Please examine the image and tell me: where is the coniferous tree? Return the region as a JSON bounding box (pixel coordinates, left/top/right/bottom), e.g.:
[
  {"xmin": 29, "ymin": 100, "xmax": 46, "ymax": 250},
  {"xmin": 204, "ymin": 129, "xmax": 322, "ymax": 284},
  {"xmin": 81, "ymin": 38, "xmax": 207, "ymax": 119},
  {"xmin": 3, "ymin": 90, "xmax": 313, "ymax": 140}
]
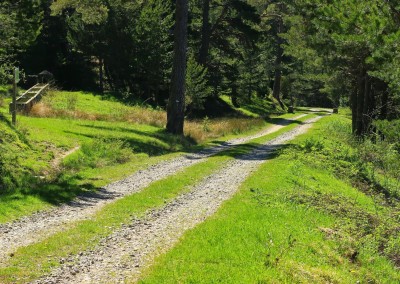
[{"xmin": 167, "ymin": 0, "xmax": 189, "ymax": 134}]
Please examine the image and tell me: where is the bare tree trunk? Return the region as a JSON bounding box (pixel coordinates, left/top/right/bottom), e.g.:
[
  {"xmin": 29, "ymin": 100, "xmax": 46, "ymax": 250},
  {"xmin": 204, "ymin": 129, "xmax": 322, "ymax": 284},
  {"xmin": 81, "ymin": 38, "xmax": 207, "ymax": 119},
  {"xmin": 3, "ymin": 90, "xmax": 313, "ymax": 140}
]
[
  {"xmin": 351, "ymin": 87, "xmax": 357, "ymax": 134},
  {"xmin": 99, "ymin": 56, "xmax": 104, "ymax": 94},
  {"xmin": 166, "ymin": 0, "xmax": 189, "ymax": 135},
  {"xmin": 355, "ymin": 70, "xmax": 365, "ymax": 135},
  {"xmin": 272, "ymin": 20, "xmax": 285, "ymax": 110},
  {"xmin": 199, "ymin": 0, "xmax": 210, "ymax": 66},
  {"xmin": 362, "ymin": 75, "xmax": 372, "ymax": 134},
  {"xmin": 380, "ymin": 90, "xmax": 389, "ymax": 120}
]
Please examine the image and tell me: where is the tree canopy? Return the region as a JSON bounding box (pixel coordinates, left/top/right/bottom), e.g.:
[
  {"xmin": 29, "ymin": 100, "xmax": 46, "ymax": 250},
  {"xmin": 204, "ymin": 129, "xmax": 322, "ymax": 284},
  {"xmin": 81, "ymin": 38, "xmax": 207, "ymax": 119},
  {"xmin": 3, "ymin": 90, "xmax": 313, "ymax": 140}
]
[{"xmin": 0, "ymin": 0, "xmax": 399, "ymax": 134}]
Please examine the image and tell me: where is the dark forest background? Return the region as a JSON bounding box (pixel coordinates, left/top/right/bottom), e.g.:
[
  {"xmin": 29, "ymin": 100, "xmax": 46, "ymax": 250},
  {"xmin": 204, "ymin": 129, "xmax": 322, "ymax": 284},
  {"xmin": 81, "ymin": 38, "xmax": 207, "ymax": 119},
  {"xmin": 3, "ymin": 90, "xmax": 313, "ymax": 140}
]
[{"xmin": 1, "ymin": 0, "xmax": 400, "ymax": 134}]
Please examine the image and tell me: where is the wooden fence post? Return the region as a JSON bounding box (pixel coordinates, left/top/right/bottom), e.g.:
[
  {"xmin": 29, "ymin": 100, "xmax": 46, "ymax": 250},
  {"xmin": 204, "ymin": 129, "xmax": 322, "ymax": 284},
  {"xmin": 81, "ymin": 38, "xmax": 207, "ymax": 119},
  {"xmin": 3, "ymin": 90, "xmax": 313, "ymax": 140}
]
[{"xmin": 12, "ymin": 68, "xmax": 19, "ymax": 126}]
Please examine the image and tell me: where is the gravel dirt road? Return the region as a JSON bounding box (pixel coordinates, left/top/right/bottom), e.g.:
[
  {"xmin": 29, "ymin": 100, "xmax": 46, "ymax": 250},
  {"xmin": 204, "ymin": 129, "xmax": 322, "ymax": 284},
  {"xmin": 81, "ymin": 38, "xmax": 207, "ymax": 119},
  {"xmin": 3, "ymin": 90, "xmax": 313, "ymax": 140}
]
[
  {"xmin": 32, "ymin": 115, "xmax": 323, "ymax": 284},
  {"xmin": 0, "ymin": 115, "xmax": 307, "ymax": 265}
]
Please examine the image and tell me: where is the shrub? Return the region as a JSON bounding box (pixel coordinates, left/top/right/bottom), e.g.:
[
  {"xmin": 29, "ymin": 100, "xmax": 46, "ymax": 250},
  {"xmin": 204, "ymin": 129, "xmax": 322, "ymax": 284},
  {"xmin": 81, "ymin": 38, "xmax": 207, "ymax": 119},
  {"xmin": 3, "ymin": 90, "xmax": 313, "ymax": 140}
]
[
  {"xmin": 0, "ymin": 147, "xmax": 33, "ymax": 193},
  {"xmin": 202, "ymin": 116, "xmax": 210, "ymax": 132}
]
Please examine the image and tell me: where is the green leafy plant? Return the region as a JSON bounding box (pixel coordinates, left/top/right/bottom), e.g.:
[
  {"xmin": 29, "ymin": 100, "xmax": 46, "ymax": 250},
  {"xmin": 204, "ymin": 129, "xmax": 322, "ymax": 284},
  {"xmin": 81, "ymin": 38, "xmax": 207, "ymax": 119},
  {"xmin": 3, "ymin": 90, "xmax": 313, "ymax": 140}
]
[{"xmin": 301, "ymin": 137, "xmax": 324, "ymax": 152}]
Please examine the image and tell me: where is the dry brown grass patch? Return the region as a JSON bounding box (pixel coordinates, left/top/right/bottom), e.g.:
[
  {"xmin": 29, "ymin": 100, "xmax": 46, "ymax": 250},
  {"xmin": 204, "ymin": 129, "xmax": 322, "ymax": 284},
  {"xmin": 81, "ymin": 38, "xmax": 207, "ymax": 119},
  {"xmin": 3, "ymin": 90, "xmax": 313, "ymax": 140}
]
[
  {"xmin": 124, "ymin": 107, "xmax": 166, "ymax": 128},
  {"xmin": 29, "ymin": 102, "xmax": 167, "ymax": 127},
  {"xmin": 29, "ymin": 101, "xmax": 264, "ymax": 145},
  {"xmin": 30, "ymin": 103, "xmax": 55, "ymax": 117},
  {"xmin": 185, "ymin": 117, "xmax": 264, "ymax": 143},
  {"xmin": 30, "ymin": 103, "xmax": 100, "ymax": 120}
]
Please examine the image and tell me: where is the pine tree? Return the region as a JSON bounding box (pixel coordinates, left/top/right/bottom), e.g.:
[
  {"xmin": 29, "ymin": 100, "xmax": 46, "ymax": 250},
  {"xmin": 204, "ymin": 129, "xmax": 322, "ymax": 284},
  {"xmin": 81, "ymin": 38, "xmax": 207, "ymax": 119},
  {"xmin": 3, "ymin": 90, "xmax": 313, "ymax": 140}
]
[{"xmin": 167, "ymin": 0, "xmax": 189, "ymax": 135}]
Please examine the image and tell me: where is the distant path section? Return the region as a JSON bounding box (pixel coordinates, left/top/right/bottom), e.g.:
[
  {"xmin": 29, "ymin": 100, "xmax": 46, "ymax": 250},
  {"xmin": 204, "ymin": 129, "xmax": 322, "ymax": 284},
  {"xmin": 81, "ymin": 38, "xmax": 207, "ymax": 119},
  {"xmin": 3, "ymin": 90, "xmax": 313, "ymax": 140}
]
[
  {"xmin": 0, "ymin": 114, "xmax": 306, "ymax": 264},
  {"xmin": 33, "ymin": 115, "xmax": 323, "ymax": 284}
]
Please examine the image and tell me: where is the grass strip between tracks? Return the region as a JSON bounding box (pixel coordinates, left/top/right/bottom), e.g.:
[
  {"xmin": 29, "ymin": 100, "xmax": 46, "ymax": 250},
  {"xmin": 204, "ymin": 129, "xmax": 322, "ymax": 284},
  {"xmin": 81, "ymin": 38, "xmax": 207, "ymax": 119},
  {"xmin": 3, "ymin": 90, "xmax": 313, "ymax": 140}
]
[{"xmin": 0, "ymin": 114, "xmax": 315, "ymax": 283}]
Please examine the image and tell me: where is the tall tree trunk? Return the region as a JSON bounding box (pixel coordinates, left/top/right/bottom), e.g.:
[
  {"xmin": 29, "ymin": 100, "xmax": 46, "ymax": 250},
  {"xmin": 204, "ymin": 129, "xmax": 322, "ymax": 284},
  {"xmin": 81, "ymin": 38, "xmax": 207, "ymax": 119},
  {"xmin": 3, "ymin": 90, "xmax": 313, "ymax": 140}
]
[
  {"xmin": 351, "ymin": 87, "xmax": 357, "ymax": 134},
  {"xmin": 362, "ymin": 75, "xmax": 372, "ymax": 133},
  {"xmin": 99, "ymin": 56, "xmax": 104, "ymax": 94},
  {"xmin": 272, "ymin": 20, "xmax": 285, "ymax": 110},
  {"xmin": 380, "ymin": 89, "xmax": 389, "ymax": 120},
  {"xmin": 166, "ymin": 0, "xmax": 189, "ymax": 135},
  {"xmin": 355, "ymin": 70, "xmax": 366, "ymax": 135},
  {"xmin": 231, "ymin": 85, "xmax": 240, "ymax": 107},
  {"xmin": 198, "ymin": 0, "xmax": 210, "ymax": 66}
]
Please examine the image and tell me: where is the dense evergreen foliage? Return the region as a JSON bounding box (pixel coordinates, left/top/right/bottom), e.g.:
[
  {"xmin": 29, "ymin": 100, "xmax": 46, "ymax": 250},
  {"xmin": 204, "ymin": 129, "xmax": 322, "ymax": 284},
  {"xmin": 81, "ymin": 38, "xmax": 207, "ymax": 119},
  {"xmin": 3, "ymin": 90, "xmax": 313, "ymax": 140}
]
[{"xmin": 0, "ymin": 0, "xmax": 399, "ymax": 133}]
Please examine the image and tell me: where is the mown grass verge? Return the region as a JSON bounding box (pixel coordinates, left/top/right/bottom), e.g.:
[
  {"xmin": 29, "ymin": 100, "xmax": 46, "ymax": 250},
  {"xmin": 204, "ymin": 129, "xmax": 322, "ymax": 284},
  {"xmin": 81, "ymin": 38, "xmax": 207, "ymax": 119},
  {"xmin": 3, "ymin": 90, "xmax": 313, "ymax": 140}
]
[
  {"xmin": 0, "ymin": 114, "xmax": 315, "ymax": 283},
  {"xmin": 139, "ymin": 114, "xmax": 399, "ymax": 283}
]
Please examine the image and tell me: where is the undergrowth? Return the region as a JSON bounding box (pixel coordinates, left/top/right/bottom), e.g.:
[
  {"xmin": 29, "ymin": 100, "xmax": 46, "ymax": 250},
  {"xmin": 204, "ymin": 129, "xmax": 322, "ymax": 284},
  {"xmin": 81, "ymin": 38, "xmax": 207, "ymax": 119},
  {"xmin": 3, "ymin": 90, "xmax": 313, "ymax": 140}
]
[{"xmin": 0, "ymin": 116, "xmax": 34, "ymax": 193}]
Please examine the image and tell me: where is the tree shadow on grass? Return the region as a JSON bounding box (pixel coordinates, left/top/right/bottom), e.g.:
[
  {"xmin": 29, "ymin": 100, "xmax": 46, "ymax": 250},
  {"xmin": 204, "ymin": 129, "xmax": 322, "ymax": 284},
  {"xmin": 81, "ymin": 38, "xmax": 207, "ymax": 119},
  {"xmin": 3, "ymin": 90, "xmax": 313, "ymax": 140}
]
[
  {"xmin": 265, "ymin": 117, "xmax": 304, "ymax": 126},
  {"xmin": 77, "ymin": 124, "xmax": 197, "ymax": 146},
  {"xmin": 21, "ymin": 174, "xmax": 99, "ymax": 205},
  {"xmin": 213, "ymin": 142, "xmax": 291, "ymax": 162},
  {"xmin": 241, "ymin": 103, "xmax": 285, "ymax": 118},
  {"xmin": 0, "ymin": 174, "xmax": 100, "ymax": 208},
  {"xmin": 64, "ymin": 126, "xmax": 197, "ymax": 156}
]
